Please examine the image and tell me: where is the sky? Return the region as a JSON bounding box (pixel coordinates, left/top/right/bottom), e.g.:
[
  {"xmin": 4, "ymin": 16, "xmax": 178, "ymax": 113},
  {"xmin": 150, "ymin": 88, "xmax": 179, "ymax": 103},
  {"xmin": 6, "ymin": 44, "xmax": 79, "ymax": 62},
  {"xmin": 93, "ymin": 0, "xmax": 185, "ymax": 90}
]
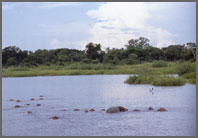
[{"xmin": 2, "ymin": 2, "xmax": 196, "ymax": 51}]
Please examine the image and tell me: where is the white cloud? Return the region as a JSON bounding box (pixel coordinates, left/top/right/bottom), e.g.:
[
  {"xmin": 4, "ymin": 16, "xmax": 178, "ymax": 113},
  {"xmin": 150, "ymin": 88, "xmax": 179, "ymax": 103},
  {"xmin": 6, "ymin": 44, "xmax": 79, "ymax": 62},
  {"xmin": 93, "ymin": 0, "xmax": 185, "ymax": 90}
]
[
  {"xmin": 37, "ymin": 22, "xmax": 91, "ymax": 50},
  {"xmin": 50, "ymin": 38, "xmax": 86, "ymax": 50},
  {"xmin": 86, "ymin": 2, "xmax": 176, "ymax": 49}
]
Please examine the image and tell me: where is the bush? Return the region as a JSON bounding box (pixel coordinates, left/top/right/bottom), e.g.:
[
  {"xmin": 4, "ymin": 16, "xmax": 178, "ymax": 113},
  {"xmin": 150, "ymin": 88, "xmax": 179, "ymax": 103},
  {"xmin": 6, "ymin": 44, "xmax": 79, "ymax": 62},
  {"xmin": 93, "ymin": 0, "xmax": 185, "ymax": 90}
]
[
  {"xmin": 6, "ymin": 57, "xmax": 18, "ymax": 66},
  {"xmin": 152, "ymin": 76, "xmax": 186, "ymax": 86},
  {"xmin": 182, "ymin": 72, "xmax": 196, "ymax": 79},
  {"xmin": 152, "ymin": 60, "xmax": 168, "ymax": 68},
  {"xmin": 125, "ymin": 75, "xmax": 139, "ymax": 84},
  {"xmin": 64, "ymin": 63, "xmax": 116, "ymax": 70},
  {"xmin": 82, "ymin": 58, "xmax": 92, "ymax": 64},
  {"xmin": 189, "ymin": 79, "xmax": 196, "ymax": 84},
  {"xmin": 125, "ymin": 75, "xmax": 186, "ymax": 86},
  {"xmin": 176, "ymin": 62, "xmax": 195, "ymax": 75},
  {"xmin": 91, "ymin": 59, "xmax": 100, "ymax": 64},
  {"xmin": 125, "ymin": 75, "xmax": 154, "ymax": 84},
  {"xmin": 134, "ymin": 67, "xmax": 154, "ymax": 75}
]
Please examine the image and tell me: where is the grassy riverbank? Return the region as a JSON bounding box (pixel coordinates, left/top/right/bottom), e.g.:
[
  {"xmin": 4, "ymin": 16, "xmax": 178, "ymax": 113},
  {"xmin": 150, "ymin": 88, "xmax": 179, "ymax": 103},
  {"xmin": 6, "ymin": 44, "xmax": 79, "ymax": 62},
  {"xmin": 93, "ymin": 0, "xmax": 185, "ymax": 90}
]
[
  {"xmin": 124, "ymin": 61, "xmax": 196, "ymax": 86},
  {"xmin": 3, "ymin": 61, "xmax": 196, "ymax": 85}
]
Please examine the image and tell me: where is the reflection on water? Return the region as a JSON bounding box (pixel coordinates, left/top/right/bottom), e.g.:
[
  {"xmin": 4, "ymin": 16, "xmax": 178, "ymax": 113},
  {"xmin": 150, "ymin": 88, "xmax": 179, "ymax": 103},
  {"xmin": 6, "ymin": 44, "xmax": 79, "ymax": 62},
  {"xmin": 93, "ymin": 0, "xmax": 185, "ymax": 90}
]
[{"xmin": 2, "ymin": 75, "xmax": 196, "ymax": 136}]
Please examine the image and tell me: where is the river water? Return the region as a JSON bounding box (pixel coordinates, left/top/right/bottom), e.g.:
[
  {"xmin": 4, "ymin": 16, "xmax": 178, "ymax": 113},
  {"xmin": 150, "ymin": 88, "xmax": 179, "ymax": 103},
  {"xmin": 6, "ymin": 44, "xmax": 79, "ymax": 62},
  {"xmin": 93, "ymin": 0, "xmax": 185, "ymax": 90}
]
[{"xmin": 2, "ymin": 75, "xmax": 196, "ymax": 136}]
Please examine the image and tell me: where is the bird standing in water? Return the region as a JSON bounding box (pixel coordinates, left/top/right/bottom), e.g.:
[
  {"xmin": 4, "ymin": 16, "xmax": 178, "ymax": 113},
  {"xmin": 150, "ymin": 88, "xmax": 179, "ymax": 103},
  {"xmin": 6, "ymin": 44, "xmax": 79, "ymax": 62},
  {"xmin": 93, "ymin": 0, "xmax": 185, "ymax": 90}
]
[{"xmin": 149, "ymin": 87, "xmax": 154, "ymax": 95}]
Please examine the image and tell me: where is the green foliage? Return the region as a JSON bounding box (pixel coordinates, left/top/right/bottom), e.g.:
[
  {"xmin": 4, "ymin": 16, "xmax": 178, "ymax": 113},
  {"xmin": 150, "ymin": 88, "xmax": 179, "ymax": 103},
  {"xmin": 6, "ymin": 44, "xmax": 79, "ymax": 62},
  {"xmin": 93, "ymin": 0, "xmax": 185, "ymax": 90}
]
[
  {"xmin": 125, "ymin": 37, "xmax": 150, "ymax": 49},
  {"xmin": 176, "ymin": 62, "xmax": 196, "ymax": 75},
  {"xmin": 6, "ymin": 57, "xmax": 18, "ymax": 66},
  {"xmin": 125, "ymin": 75, "xmax": 154, "ymax": 84},
  {"xmin": 124, "ymin": 53, "xmax": 139, "ymax": 65},
  {"xmin": 182, "ymin": 72, "xmax": 196, "ymax": 79},
  {"xmin": 125, "ymin": 75, "xmax": 186, "ymax": 86},
  {"xmin": 82, "ymin": 58, "xmax": 92, "ymax": 64},
  {"xmin": 63, "ymin": 63, "xmax": 116, "ymax": 70},
  {"xmin": 189, "ymin": 79, "xmax": 196, "ymax": 84},
  {"xmin": 152, "ymin": 60, "xmax": 168, "ymax": 68},
  {"xmin": 152, "ymin": 77, "xmax": 186, "ymax": 86},
  {"xmin": 182, "ymin": 72, "xmax": 196, "ymax": 84},
  {"xmin": 91, "ymin": 59, "xmax": 100, "ymax": 64},
  {"xmin": 2, "ymin": 37, "xmax": 196, "ymax": 67},
  {"xmin": 133, "ymin": 67, "xmax": 154, "ymax": 75},
  {"xmin": 162, "ymin": 45, "xmax": 186, "ymax": 61},
  {"xmin": 85, "ymin": 42, "xmax": 104, "ymax": 62}
]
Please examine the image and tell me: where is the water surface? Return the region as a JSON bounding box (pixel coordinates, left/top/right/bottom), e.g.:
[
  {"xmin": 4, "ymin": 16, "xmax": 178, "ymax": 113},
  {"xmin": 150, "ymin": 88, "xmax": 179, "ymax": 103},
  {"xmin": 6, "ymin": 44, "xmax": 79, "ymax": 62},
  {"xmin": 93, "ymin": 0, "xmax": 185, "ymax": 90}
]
[{"xmin": 2, "ymin": 75, "xmax": 196, "ymax": 136}]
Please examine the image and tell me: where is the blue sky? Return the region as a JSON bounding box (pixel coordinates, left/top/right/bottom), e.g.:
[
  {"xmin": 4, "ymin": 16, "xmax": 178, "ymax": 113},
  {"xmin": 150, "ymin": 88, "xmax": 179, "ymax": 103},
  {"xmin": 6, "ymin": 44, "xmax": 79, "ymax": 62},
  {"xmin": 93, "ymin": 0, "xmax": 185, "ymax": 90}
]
[{"xmin": 3, "ymin": 2, "xmax": 196, "ymax": 51}]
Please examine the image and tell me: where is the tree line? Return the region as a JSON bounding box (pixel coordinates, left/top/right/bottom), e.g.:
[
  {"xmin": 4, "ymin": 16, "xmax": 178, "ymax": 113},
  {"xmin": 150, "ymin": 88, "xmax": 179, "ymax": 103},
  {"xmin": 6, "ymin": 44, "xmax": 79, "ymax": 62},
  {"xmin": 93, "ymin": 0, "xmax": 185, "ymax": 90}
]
[{"xmin": 2, "ymin": 37, "xmax": 196, "ymax": 67}]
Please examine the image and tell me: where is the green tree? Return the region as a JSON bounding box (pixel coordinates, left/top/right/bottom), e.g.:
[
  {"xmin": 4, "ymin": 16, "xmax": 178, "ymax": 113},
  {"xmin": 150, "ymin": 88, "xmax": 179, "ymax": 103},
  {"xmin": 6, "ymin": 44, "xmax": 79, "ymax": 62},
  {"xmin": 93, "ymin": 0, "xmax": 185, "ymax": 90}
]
[
  {"xmin": 162, "ymin": 45, "xmax": 185, "ymax": 61},
  {"xmin": 85, "ymin": 42, "xmax": 104, "ymax": 62},
  {"xmin": 126, "ymin": 37, "xmax": 150, "ymax": 49}
]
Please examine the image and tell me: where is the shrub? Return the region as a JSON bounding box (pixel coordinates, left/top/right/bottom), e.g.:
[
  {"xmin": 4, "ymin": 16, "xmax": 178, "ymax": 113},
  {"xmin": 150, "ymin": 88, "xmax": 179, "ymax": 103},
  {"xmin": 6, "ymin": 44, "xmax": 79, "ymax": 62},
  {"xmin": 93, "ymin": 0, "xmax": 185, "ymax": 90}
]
[
  {"xmin": 152, "ymin": 76, "xmax": 186, "ymax": 86},
  {"xmin": 152, "ymin": 60, "xmax": 168, "ymax": 68},
  {"xmin": 125, "ymin": 75, "xmax": 154, "ymax": 84},
  {"xmin": 6, "ymin": 57, "xmax": 18, "ymax": 66},
  {"xmin": 82, "ymin": 58, "xmax": 92, "ymax": 64},
  {"xmin": 91, "ymin": 59, "xmax": 100, "ymax": 64},
  {"xmin": 125, "ymin": 75, "xmax": 139, "ymax": 84},
  {"xmin": 182, "ymin": 72, "xmax": 196, "ymax": 79},
  {"xmin": 64, "ymin": 63, "xmax": 116, "ymax": 70},
  {"xmin": 125, "ymin": 75, "xmax": 186, "ymax": 86},
  {"xmin": 133, "ymin": 67, "xmax": 154, "ymax": 75},
  {"xmin": 176, "ymin": 62, "xmax": 195, "ymax": 75},
  {"xmin": 189, "ymin": 79, "xmax": 196, "ymax": 84}
]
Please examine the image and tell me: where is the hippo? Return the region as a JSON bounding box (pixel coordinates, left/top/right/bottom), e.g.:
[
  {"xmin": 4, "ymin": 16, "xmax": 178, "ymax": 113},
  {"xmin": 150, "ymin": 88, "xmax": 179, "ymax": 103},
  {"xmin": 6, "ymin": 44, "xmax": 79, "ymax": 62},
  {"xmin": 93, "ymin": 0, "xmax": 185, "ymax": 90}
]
[
  {"xmin": 157, "ymin": 108, "xmax": 167, "ymax": 112},
  {"xmin": 40, "ymin": 98, "xmax": 44, "ymax": 100},
  {"xmin": 52, "ymin": 116, "xmax": 59, "ymax": 120},
  {"xmin": 106, "ymin": 106, "xmax": 128, "ymax": 113},
  {"xmin": 148, "ymin": 107, "xmax": 154, "ymax": 110},
  {"xmin": 89, "ymin": 109, "xmax": 95, "ymax": 112},
  {"xmin": 15, "ymin": 105, "xmax": 21, "ymax": 108},
  {"xmin": 133, "ymin": 109, "xmax": 140, "ymax": 112},
  {"xmin": 27, "ymin": 111, "xmax": 32, "ymax": 114}
]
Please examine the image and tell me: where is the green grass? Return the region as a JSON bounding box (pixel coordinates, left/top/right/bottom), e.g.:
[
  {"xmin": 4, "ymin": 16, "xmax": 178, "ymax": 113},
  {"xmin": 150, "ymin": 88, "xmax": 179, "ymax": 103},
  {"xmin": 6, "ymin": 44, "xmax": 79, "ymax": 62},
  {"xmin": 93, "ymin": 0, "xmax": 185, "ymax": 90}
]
[
  {"xmin": 152, "ymin": 76, "xmax": 186, "ymax": 86},
  {"xmin": 176, "ymin": 62, "xmax": 196, "ymax": 76},
  {"xmin": 182, "ymin": 72, "xmax": 196, "ymax": 79},
  {"xmin": 2, "ymin": 61, "xmax": 196, "ymax": 87},
  {"xmin": 124, "ymin": 75, "xmax": 154, "ymax": 84},
  {"xmin": 182, "ymin": 72, "xmax": 196, "ymax": 84},
  {"xmin": 123, "ymin": 61, "xmax": 194, "ymax": 86},
  {"xmin": 125, "ymin": 75, "xmax": 186, "ymax": 86},
  {"xmin": 189, "ymin": 79, "xmax": 196, "ymax": 84},
  {"xmin": 152, "ymin": 60, "xmax": 168, "ymax": 68}
]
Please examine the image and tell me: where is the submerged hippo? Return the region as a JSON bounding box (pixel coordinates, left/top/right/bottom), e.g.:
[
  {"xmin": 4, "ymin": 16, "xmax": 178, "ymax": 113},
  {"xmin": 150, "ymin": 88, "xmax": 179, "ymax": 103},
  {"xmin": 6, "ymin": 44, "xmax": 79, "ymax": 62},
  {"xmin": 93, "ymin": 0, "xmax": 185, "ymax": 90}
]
[
  {"xmin": 52, "ymin": 116, "xmax": 59, "ymax": 120},
  {"xmin": 27, "ymin": 111, "xmax": 32, "ymax": 114},
  {"xmin": 133, "ymin": 109, "xmax": 140, "ymax": 112},
  {"xmin": 148, "ymin": 107, "xmax": 154, "ymax": 110},
  {"xmin": 157, "ymin": 107, "xmax": 167, "ymax": 112},
  {"xmin": 106, "ymin": 106, "xmax": 128, "ymax": 113},
  {"xmin": 89, "ymin": 109, "xmax": 95, "ymax": 112}
]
